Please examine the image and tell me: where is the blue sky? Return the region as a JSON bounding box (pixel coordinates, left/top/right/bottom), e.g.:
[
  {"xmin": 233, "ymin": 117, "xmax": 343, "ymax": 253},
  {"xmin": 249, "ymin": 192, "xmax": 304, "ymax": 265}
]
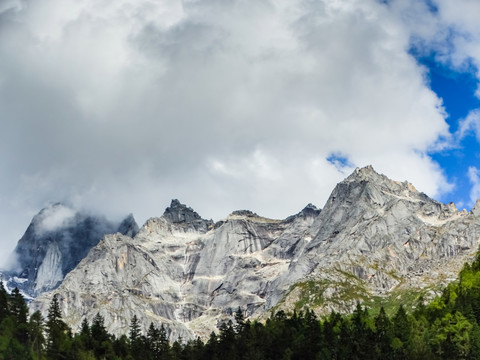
[
  {"xmin": 405, "ymin": 0, "xmax": 480, "ymax": 211},
  {"xmin": 1, "ymin": 0, "xmax": 480, "ymax": 265},
  {"xmin": 425, "ymin": 58, "xmax": 480, "ymax": 209}
]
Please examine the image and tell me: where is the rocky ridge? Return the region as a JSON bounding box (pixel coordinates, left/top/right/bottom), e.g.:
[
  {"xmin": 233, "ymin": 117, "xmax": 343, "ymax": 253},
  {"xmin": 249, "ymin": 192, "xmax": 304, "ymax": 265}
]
[
  {"xmin": 269, "ymin": 166, "xmax": 480, "ymax": 315},
  {"xmin": 26, "ymin": 167, "xmax": 480, "ymax": 339}
]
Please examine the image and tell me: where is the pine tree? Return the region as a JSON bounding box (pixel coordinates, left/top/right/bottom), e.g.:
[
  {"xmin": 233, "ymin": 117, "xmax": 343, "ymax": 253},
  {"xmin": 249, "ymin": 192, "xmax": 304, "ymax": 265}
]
[
  {"xmin": 113, "ymin": 334, "xmax": 130, "ymax": 359},
  {"xmin": 147, "ymin": 322, "xmax": 160, "ymax": 359},
  {"xmin": 129, "ymin": 315, "xmax": 141, "ymax": 344},
  {"xmin": 393, "ymin": 305, "xmax": 410, "ymax": 343},
  {"xmin": 91, "ymin": 313, "xmax": 112, "ymax": 359},
  {"xmin": 171, "ymin": 339, "xmax": 183, "ymax": 360},
  {"xmin": 28, "ymin": 310, "xmax": 45, "ymax": 359},
  {"xmin": 0, "ymin": 281, "xmax": 9, "ymax": 323},
  {"xmin": 204, "ymin": 331, "xmax": 218, "ymax": 360},
  {"xmin": 218, "ymin": 320, "xmax": 237, "ymax": 359},
  {"xmin": 158, "ymin": 324, "xmax": 170, "ymax": 358},
  {"xmin": 234, "ymin": 307, "xmax": 245, "ymax": 334},
  {"xmin": 45, "ymin": 295, "xmax": 71, "ymax": 359},
  {"xmin": 392, "ymin": 305, "xmax": 411, "ymax": 359},
  {"xmin": 75, "ymin": 317, "xmax": 92, "ymax": 352},
  {"xmin": 129, "ymin": 315, "xmax": 148, "ymax": 360},
  {"xmin": 80, "ymin": 318, "xmax": 90, "ymax": 337},
  {"xmin": 9, "ymin": 287, "xmax": 28, "ymax": 343},
  {"xmin": 374, "ymin": 307, "xmax": 393, "ymax": 358}
]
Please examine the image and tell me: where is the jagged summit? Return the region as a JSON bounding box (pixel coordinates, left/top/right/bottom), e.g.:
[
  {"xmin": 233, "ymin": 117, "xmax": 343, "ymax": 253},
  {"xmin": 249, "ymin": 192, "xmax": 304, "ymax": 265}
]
[
  {"xmin": 344, "ymin": 165, "xmax": 419, "ymax": 194},
  {"xmin": 163, "ymin": 199, "xmax": 203, "ymax": 223},
  {"xmin": 298, "ymin": 203, "xmax": 320, "ymax": 216},
  {"xmin": 284, "ymin": 203, "xmax": 321, "ymax": 223},
  {"xmin": 117, "ymin": 214, "xmax": 139, "ymax": 237},
  {"xmin": 344, "ymin": 165, "xmax": 383, "ymax": 181},
  {"xmin": 162, "ymin": 199, "xmax": 213, "ymax": 232},
  {"xmin": 328, "ymin": 165, "xmax": 426, "ymax": 212},
  {"xmin": 305, "ymin": 165, "xmax": 463, "ymax": 252}
]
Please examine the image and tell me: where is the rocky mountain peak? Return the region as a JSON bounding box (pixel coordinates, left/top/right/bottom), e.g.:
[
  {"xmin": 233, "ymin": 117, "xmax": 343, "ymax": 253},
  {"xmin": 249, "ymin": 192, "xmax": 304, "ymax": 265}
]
[
  {"xmin": 331, "ymin": 165, "xmax": 426, "ymax": 209},
  {"xmin": 299, "ymin": 203, "xmax": 320, "ymax": 216},
  {"xmin": 162, "ymin": 199, "xmax": 213, "ymax": 232},
  {"xmin": 344, "ymin": 165, "xmax": 384, "ymax": 182},
  {"xmin": 323, "ymin": 167, "xmax": 385, "ymax": 210},
  {"xmin": 7, "ymin": 205, "xmax": 139, "ymax": 297},
  {"xmin": 284, "ymin": 204, "xmax": 321, "ymax": 223},
  {"xmin": 117, "ymin": 214, "xmax": 139, "ymax": 237},
  {"xmin": 163, "ymin": 199, "xmax": 203, "ymax": 223}
]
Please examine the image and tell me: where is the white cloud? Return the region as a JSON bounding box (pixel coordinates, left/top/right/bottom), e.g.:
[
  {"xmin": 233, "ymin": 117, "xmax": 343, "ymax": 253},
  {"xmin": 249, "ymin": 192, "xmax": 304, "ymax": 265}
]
[
  {"xmin": 0, "ymin": 0, "xmax": 461, "ymax": 263},
  {"xmin": 458, "ymin": 109, "xmax": 480, "ymax": 142},
  {"xmin": 36, "ymin": 204, "xmax": 76, "ymax": 234},
  {"xmin": 394, "ymin": 0, "xmax": 480, "ymax": 95},
  {"xmin": 468, "ymin": 166, "xmax": 480, "ymax": 206}
]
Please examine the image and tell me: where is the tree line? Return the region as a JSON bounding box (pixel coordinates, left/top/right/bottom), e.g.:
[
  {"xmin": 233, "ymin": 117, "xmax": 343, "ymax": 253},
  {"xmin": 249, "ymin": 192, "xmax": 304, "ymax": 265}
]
[{"xmin": 4, "ymin": 250, "xmax": 480, "ymax": 359}]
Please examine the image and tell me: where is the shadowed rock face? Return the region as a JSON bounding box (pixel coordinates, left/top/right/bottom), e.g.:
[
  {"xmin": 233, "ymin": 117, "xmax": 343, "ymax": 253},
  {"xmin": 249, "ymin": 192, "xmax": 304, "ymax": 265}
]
[
  {"xmin": 28, "ymin": 167, "xmax": 480, "ymax": 340},
  {"xmin": 7, "ymin": 203, "xmax": 139, "ymax": 296},
  {"xmin": 162, "ymin": 199, "xmax": 214, "ymax": 233},
  {"xmin": 117, "ymin": 214, "xmax": 140, "ymax": 238}
]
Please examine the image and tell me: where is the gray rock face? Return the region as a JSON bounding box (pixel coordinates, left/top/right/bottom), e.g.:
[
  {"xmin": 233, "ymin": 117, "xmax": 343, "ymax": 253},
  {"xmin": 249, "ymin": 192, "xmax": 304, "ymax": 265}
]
[
  {"xmin": 162, "ymin": 199, "xmax": 213, "ymax": 232},
  {"xmin": 32, "ymin": 201, "xmax": 318, "ymax": 338},
  {"xmin": 117, "ymin": 214, "xmax": 140, "ymax": 238},
  {"xmin": 270, "ymin": 166, "xmax": 480, "ymax": 314},
  {"xmin": 8, "ymin": 203, "xmax": 139, "ymax": 296},
  {"xmin": 30, "ymin": 168, "xmax": 480, "ymax": 340}
]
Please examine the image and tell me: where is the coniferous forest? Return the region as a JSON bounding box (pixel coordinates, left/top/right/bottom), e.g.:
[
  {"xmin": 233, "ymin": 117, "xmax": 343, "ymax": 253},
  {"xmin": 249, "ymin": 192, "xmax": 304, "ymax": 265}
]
[{"xmin": 5, "ymin": 250, "xmax": 480, "ymax": 359}]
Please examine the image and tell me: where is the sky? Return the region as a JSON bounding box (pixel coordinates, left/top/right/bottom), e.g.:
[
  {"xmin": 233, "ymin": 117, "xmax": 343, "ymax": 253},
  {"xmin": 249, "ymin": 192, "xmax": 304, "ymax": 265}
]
[{"xmin": 1, "ymin": 0, "xmax": 480, "ymax": 267}]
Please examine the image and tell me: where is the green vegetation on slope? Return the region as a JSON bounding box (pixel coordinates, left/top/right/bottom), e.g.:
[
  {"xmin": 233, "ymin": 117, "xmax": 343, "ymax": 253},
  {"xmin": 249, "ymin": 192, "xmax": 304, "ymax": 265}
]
[{"xmin": 278, "ymin": 273, "xmax": 441, "ymax": 317}]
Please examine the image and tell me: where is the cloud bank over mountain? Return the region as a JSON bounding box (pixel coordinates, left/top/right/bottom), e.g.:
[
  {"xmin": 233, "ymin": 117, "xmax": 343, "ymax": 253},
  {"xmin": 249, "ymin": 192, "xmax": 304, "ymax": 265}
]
[{"xmin": 1, "ymin": 0, "xmax": 478, "ymax": 266}]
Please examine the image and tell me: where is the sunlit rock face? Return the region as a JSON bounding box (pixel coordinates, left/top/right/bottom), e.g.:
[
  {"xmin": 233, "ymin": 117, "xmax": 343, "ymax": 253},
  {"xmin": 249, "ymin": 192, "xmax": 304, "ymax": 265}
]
[
  {"xmin": 7, "ymin": 203, "xmax": 138, "ymax": 296},
  {"xmin": 268, "ymin": 166, "xmax": 480, "ymax": 315},
  {"xmin": 28, "ymin": 167, "xmax": 480, "ymax": 340},
  {"xmin": 30, "ymin": 200, "xmax": 320, "ymax": 338}
]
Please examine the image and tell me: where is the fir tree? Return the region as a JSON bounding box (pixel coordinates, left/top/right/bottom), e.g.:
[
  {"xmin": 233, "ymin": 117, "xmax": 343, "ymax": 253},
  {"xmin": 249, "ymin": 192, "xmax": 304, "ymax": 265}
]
[
  {"xmin": 0, "ymin": 282, "xmax": 9, "ymax": 323},
  {"xmin": 9, "ymin": 287, "xmax": 28, "ymax": 343},
  {"xmin": 28, "ymin": 310, "xmax": 45, "ymax": 359},
  {"xmin": 374, "ymin": 307, "xmax": 393, "ymax": 358},
  {"xmin": 129, "ymin": 315, "xmax": 148, "ymax": 360},
  {"xmin": 90, "ymin": 313, "xmax": 112, "ymax": 359},
  {"xmin": 45, "ymin": 295, "xmax": 71, "ymax": 359},
  {"xmin": 234, "ymin": 307, "xmax": 245, "ymax": 334}
]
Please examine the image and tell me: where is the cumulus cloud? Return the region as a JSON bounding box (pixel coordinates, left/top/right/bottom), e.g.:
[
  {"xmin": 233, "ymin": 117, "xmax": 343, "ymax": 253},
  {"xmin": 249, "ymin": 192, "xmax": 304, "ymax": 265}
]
[
  {"xmin": 396, "ymin": 0, "xmax": 480, "ymax": 92},
  {"xmin": 0, "ymin": 0, "xmax": 466, "ymax": 264},
  {"xmin": 458, "ymin": 109, "xmax": 480, "ymax": 142},
  {"xmin": 468, "ymin": 167, "xmax": 480, "ymax": 206}
]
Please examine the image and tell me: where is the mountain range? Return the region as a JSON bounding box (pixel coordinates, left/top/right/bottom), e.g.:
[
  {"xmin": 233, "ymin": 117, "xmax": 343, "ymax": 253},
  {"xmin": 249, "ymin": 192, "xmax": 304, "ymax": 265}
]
[{"xmin": 3, "ymin": 166, "xmax": 480, "ymax": 340}]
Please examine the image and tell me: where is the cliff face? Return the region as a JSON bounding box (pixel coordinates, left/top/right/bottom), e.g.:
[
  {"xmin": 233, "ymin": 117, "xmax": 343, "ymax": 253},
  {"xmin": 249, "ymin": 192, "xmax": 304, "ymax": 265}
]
[
  {"xmin": 7, "ymin": 203, "xmax": 138, "ymax": 296},
  {"xmin": 30, "ymin": 200, "xmax": 320, "ymax": 338},
  {"xmin": 270, "ymin": 166, "xmax": 480, "ymax": 315},
  {"xmin": 29, "ymin": 167, "xmax": 480, "ymax": 339}
]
